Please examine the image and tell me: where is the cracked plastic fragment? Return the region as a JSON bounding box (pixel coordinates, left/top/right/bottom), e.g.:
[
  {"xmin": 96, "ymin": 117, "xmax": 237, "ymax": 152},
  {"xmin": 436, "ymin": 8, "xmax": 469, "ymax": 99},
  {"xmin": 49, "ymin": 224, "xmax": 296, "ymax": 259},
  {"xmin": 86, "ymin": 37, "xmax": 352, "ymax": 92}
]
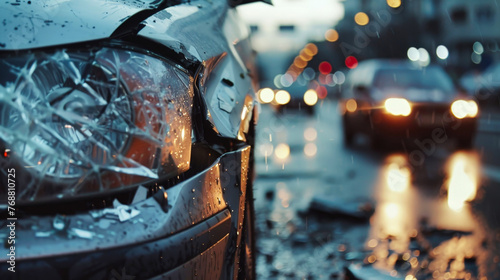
[
  {"xmin": 218, "ymin": 86, "xmax": 237, "ymax": 113},
  {"xmin": 53, "ymin": 215, "xmax": 70, "ymax": 231},
  {"xmin": 90, "ymin": 199, "xmax": 140, "ymax": 222},
  {"xmin": 0, "ymin": 47, "xmax": 193, "ymax": 203},
  {"xmin": 132, "ymin": 185, "xmax": 149, "ymax": 204},
  {"xmin": 68, "ymin": 228, "xmax": 95, "ymax": 239}
]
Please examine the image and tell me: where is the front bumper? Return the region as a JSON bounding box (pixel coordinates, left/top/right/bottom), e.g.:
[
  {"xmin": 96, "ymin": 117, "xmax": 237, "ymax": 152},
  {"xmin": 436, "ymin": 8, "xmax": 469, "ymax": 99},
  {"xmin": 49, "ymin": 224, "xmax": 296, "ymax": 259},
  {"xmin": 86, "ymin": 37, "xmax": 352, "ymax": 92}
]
[
  {"xmin": 370, "ymin": 106, "xmax": 478, "ymax": 139},
  {"xmin": 0, "ymin": 145, "xmax": 251, "ymax": 280}
]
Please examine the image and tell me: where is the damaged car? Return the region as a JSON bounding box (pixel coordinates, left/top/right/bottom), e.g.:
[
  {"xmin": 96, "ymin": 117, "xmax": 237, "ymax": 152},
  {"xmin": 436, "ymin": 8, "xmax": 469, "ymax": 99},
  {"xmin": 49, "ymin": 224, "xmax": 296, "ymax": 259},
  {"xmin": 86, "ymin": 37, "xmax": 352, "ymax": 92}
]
[{"xmin": 0, "ymin": 0, "xmax": 267, "ymax": 279}]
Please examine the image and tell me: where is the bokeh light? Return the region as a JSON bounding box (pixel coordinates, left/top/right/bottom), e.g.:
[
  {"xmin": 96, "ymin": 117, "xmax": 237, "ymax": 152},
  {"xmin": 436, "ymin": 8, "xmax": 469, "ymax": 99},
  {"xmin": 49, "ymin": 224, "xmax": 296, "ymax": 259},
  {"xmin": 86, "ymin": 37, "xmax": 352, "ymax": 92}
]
[
  {"xmin": 319, "ymin": 61, "xmax": 332, "ymax": 74},
  {"xmin": 304, "ymin": 89, "xmax": 319, "ymax": 105},
  {"xmin": 326, "ymin": 74, "xmax": 337, "ymax": 87},
  {"xmin": 280, "ymin": 73, "xmax": 294, "ymax": 87},
  {"xmin": 354, "ymin": 12, "xmax": 369, "ymax": 26},
  {"xmin": 316, "ymin": 86, "xmax": 328, "ymax": 99},
  {"xmin": 274, "ymin": 74, "xmax": 283, "ymax": 88},
  {"xmin": 299, "ymin": 50, "xmax": 312, "ymax": 61},
  {"xmin": 303, "ymin": 48, "xmax": 314, "ymax": 57},
  {"xmin": 418, "ymin": 48, "xmax": 430, "ymax": 66},
  {"xmin": 325, "ymin": 29, "xmax": 339, "ymax": 42},
  {"xmin": 334, "ymin": 71, "xmax": 346, "ymax": 84},
  {"xmin": 407, "ymin": 47, "xmax": 419, "ymax": 61},
  {"xmin": 471, "ymin": 52, "xmax": 482, "ymax": 64},
  {"xmin": 345, "ymin": 56, "xmax": 358, "ymax": 69},
  {"xmin": 304, "ymin": 127, "xmax": 318, "ymax": 142},
  {"xmin": 303, "ymin": 67, "xmax": 315, "ymax": 80},
  {"xmin": 386, "ymin": 0, "xmax": 401, "ymax": 8},
  {"xmin": 275, "ymin": 90, "xmax": 291, "ymax": 105},
  {"xmin": 304, "ymin": 143, "xmax": 318, "ymax": 157},
  {"xmin": 259, "ymin": 142, "xmax": 274, "ymax": 156},
  {"xmin": 259, "ymin": 88, "xmax": 274, "ymax": 103},
  {"xmin": 436, "ymin": 45, "xmax": 449, "ymax": 60},
  {"xmin": 296, "ymin": 75, "xmax": 307, "ymax": 86},
  {"xmin": 318, "ymin": 73, "xmax": 329, "ymax": 85},
  {"xmin": 286, "ymin": 70, "xmax": 298, "ymax": 80},
  {"xmin": 473, "ymin": 41, "xmax": 484, "ymax": 55},
  {"xmin": 294, "ymin": 56, "xmax": 307, "ymax": 68},
  {"xmin": 275, "ymin": 143, "xmax": 290, "ymax": 160},
  {"xmin": 305, "ymin": 43, "xmax": 318, "ymax": 55},
  {"xmin": 346, "ymin": 99, "xmax": 357, "ymax": 113}
]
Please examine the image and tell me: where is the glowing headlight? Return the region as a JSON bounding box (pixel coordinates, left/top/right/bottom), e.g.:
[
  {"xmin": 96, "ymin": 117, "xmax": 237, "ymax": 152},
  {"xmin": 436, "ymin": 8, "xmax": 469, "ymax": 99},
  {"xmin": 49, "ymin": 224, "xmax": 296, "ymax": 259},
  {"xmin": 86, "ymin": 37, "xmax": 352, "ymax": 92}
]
[
  {"xmin": 304, "ymin": 89, "xmax": 318, "ymax": 106},
  {"xmin": 384, "ymin": 98, "xmax": 412, "ymax": 116},
  {"xmin": 259, "ymin": 88, "xmax": 274, "ymax": 104},
  {"xmin": 275, "ymin": 90, "xmax": 291, "ymax": 105},
  {"xmin": 451, "ymin": 100, "xmax": 478, "ymax": 119},
  {"xmin": 0, "ymin": 47, "xmax": 193, "ymax": 202}
]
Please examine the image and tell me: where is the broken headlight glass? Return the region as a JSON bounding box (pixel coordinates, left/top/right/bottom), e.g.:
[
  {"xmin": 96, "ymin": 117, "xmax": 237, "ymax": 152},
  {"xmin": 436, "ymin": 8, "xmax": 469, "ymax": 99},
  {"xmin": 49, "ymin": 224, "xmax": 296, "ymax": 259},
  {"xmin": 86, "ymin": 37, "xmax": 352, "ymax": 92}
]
[{"xmin": 0, "ymin": 47, "xmax": 193, "ymax": 203}]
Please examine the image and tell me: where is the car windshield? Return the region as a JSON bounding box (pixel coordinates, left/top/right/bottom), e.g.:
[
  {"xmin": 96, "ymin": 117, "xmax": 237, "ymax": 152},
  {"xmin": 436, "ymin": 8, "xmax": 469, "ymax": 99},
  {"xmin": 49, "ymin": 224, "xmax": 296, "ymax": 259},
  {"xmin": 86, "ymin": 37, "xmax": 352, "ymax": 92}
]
[{"xmin": 373, "ymin": 67, "xmax": 454, "ymax": 92}]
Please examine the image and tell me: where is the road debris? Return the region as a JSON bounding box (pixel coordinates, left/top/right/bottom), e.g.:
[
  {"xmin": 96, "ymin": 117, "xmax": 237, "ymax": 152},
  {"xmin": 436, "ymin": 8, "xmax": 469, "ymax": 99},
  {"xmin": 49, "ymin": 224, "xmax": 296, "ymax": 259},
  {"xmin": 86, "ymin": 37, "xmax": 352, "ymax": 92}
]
[
  {"xmin": 90, "ymin": 199, "xmax": 140, "ymax": 222},
  {"xmin": 308, "ymin": 196, "xmax": 375, "ymax": 220}
]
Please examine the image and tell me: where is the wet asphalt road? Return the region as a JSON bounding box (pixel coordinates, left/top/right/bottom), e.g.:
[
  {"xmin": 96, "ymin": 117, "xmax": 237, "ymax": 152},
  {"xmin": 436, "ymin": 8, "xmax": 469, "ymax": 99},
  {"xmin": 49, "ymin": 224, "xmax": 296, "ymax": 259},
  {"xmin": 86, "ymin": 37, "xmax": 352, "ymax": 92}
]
[{"xmin": 253, "ymin": 100, "xmax": 500, "ymax": 279}]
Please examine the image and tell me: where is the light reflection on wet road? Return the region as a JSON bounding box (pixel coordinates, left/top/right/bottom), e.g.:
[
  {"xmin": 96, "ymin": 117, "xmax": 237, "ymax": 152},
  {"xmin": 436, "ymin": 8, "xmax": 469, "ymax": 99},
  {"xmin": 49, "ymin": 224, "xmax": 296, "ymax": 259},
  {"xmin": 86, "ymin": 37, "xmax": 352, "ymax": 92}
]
[{"xmin": 254, "ymin": 100, "xmax": 500, "ymax": 279}]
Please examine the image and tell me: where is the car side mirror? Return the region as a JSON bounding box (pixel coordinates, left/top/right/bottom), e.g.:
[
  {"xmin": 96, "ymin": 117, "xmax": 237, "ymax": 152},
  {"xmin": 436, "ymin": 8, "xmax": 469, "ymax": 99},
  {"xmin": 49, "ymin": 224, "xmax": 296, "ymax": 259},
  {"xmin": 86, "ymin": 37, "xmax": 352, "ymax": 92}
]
[{"xmin": 229, "ymin": 0, "xmax": 272, "ymax": 7}]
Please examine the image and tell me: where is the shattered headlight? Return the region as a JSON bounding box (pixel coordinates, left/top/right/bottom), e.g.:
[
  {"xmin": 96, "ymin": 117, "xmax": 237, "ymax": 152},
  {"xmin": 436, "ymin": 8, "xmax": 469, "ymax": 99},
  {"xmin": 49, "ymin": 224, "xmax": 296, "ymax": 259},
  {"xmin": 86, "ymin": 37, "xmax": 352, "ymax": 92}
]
[{"xmin": 0, "ymin": 47, "xmax": 193, "ymax": 203}]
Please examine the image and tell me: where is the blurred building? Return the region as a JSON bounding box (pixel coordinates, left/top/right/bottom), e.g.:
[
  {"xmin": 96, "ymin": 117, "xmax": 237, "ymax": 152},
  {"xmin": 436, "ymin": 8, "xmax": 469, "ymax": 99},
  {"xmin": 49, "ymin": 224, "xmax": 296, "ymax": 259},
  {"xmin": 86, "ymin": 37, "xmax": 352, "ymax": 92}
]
[
  {"xmin": 335, "ymin": 0, "xmax": 423, "ymax": 61},
  {"xmin": 438, "ymin": 0, "xmax": 500, "ymax": 71},
  {"xmin": 237, "ymin": 0, "xmax": 344, "ymax": 53},
  {"xmin": 237, "ymin": 0, "xmax": 345, "ymax": 85},
  {"xmin": 336, "ymin": 0, "xmax": 500, "ymax": 74}
]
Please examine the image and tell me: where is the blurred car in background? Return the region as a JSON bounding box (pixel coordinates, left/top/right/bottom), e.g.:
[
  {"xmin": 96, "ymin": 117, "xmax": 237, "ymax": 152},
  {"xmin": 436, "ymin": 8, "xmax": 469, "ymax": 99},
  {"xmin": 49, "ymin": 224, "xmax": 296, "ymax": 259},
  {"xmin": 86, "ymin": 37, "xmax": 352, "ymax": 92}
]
[
  {"xmin": 0, "ymin": 0, "xmax": 264, "ymax": 279},
  {"xmin": 258, "ymin": 83, "xmax": 318, "ymax": 115},
  {"xmin": 341, "ymin": 59, "xmax": 478, "ymax": 148}
]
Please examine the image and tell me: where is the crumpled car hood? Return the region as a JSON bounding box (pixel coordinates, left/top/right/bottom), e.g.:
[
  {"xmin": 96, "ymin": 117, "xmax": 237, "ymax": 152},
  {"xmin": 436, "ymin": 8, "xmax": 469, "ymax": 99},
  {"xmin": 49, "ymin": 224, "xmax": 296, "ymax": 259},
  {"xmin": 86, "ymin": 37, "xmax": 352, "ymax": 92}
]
[{"xmin": 0, "ymin": 0, "xmax": 177, "ymax": 51}]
